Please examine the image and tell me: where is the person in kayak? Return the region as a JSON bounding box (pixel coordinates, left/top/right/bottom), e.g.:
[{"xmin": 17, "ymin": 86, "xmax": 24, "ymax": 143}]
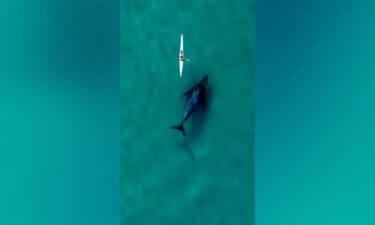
[{"xmin": 179, "ymin": 51, "xmax": 189, "ymax": 62}]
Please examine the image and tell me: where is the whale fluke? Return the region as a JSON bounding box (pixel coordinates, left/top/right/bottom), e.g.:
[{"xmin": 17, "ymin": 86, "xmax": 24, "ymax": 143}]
[{"xmin": 170, "ymin": 124, "xmax": 186, "ymax": 136}]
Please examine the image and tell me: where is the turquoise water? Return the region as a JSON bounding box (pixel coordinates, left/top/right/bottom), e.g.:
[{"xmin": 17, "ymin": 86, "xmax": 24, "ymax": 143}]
[
  {"xmin": 0, "ymin": 2, "xmax": 118, "ymax": 224},
  {"xmin": 121, "ymin": 0, "xmax": 254, "ymax": 224},
  {"xmin": 257, "ymin": 2, "xmax": 375, "ymax": 225}
]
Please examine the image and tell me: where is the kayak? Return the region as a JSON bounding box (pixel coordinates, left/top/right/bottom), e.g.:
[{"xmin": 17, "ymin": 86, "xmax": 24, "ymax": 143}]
[{"xmin": 179, "ymin": 34, "xmax": 183, "ymax": 77}]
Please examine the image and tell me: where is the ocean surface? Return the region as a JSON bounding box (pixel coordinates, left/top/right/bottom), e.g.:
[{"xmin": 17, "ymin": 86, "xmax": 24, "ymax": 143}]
[
  {"xmin": 121, "ymin": 1, "xmax": 254, "ymax": 224},
  {"xmin": 256, "ymin": 2, "xmax": 375, "ymax": 225}
]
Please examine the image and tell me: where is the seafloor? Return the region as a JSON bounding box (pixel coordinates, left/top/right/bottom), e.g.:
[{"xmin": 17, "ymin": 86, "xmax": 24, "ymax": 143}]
[{"xmin": 121, "ymin": 1, "xmax": 254, "ymax": 224}]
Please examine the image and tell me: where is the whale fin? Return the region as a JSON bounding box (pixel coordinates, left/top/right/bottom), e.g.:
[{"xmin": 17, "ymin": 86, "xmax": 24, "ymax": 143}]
[
  {"xmin": 182, "ymin": 87, "xmax": 195, "ymax": 98},
  {"xmin": 170, "ymin": 124, "xmax": 186, "ymax": 136}
]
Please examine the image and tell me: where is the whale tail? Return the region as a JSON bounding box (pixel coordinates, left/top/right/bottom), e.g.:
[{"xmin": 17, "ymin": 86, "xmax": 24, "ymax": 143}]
[{"xmin": 170, "ymin": 124, "xmax": 186, "ymax": 136}]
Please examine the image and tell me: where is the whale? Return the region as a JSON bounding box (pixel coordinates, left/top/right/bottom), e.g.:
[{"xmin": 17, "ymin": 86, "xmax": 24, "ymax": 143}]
[{"xmin": 170, "ymin": 75, "xmax": 208, "ymax": 136}]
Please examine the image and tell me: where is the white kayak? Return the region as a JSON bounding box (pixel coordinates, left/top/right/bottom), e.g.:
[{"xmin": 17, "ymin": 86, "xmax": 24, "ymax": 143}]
[{"xmin": 179, "ymin": 33, "xmax": 184, "ymax": 77}]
